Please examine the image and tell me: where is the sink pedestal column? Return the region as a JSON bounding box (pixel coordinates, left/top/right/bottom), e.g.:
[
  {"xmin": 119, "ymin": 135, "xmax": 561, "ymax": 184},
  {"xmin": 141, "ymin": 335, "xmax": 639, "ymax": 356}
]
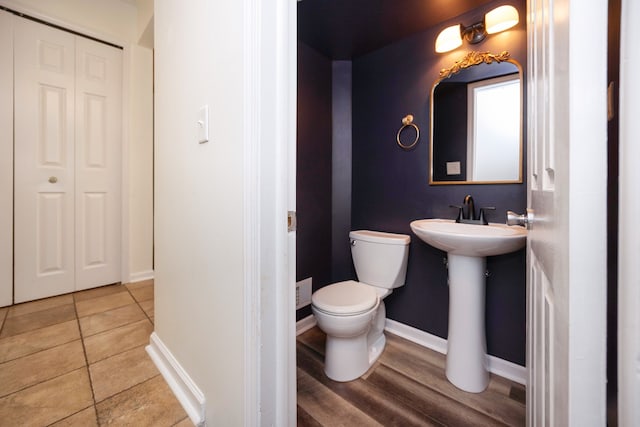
[{"xmin": 446, "ymin": 254, "xmax": 489, "ymax": 393}]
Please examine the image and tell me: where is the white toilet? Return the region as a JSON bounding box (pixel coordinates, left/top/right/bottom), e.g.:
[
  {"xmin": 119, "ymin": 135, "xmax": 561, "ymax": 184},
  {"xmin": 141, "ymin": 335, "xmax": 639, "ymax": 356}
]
[{"xmin": 311, "ymin": 230, "xmax": 410, "ymax": 382}]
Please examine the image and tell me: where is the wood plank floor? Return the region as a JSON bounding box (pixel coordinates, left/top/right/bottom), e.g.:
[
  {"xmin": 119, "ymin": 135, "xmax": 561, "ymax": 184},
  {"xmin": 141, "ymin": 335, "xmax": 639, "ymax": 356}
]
[{"xmin": 297, "ymin": 327, "xmax": 526, "ymax": 426}]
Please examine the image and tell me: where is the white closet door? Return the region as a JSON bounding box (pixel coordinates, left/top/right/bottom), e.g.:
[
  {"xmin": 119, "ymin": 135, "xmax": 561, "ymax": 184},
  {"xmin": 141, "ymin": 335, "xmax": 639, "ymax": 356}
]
[
  {"xmin": 74, "ymin": 37, "xmax": 122, "ymax": 290},
  {"xmin": 0, "ymin": 11, "xmax": 13, "ymax": 307},
  {"xmin": 14, "ymin": 18, "xmax": 123, "ymax": 302},
  {"xmin": 14, "ymin": 18, "xmax": 76, "ymax": 303}
]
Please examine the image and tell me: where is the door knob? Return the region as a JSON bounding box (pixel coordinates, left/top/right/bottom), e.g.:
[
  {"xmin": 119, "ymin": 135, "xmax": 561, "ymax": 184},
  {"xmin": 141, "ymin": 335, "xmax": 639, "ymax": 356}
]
[
  {"xmin": 48, "ymin": 176, "xmax": 58, "ymax": 183},
  {"xmin": 507, "ymin": 208, "xmax": 534, "ymax": 229}
]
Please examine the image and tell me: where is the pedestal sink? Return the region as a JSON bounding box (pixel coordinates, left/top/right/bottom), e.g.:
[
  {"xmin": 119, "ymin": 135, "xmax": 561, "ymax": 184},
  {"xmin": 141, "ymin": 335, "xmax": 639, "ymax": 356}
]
[{"xmin": 410, "ymin": 219, "xmax": 527, "ymax": 393}]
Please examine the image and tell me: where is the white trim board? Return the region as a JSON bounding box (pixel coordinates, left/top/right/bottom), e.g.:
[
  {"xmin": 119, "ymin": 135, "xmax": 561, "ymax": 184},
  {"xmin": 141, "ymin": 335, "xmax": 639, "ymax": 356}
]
[
  {"xmin": 384, "ymin": 318, "xmax": 448, "ymax": 354},
  {"xmin": 296, "ymin": 315, "xmax": 526, "ymax": 385},
  {"xmin": 146, "ymin": 333, "xmax": 205, "ymax": 426},
  {"xmin": 248, "ymin": 0, "xmax": 298, "ymax": 424},
  {"xmin": 385, "ymin": 319, "xmax": 526, "ymax": 385},
  {"xmin": 296, "ymin": 314, "xmax": 317, "ymax": 336},
  {"xmin": 128, "ymin": 270, "xmax": 154, "ymax": 284},
  {"xmin": 618, "ymin": 0, "xmax": 640, "ymax": 423}
]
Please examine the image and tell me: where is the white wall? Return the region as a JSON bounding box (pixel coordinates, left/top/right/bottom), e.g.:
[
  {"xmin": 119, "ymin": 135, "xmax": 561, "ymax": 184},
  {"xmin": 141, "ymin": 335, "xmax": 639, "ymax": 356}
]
[
  {"xmin": 135, "ymin": 0, "xmax": 153, "ymax": 49},
  {"xmin": 135, "ymin": 0, "xmax": 153, "ymax": 38},
  {"xmin": 154, "ymin": 0, "xmax": 247, "ymax": 423},
  {"xmin": 0, "ymin": 0, "xmax": 155, "ymax": 284},
  {"xmin": 128, "ymin": 45, "xmax": 154, "ymax": 280},
  {"xmin": 0, "ymin": 0, "xmax": 137, "ymax": 42}
]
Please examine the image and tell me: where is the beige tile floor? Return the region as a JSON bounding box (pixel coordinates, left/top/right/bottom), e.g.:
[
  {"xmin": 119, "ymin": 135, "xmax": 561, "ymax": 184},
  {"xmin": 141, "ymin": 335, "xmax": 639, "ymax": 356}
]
[{"xmin": 0, "ymin": 280, "xmax": 193, "ymax": 426}]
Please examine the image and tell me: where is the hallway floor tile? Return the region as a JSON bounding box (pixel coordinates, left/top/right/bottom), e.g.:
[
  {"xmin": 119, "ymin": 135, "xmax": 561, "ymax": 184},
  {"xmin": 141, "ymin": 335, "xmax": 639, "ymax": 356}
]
[{"xmin": 0, "ymin": 281, "xmax": 192, "ymax": 426}]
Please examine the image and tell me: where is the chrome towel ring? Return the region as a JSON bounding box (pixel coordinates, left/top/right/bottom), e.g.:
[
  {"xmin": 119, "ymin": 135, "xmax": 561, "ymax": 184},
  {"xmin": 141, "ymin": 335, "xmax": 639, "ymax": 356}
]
[{"xmin": 396, "ymin": 114, "xmax": 419, "ymax": 150}]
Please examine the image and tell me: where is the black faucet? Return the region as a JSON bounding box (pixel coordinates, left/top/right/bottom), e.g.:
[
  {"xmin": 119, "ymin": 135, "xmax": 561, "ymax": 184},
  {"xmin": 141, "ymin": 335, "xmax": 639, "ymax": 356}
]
[
  {"xmin": 463, "ymin": 195, "xmax": 476, "ymax": 220},
  {"xmin": 450, "ymin": 195, "xmax": 495, "ymax": 225}
]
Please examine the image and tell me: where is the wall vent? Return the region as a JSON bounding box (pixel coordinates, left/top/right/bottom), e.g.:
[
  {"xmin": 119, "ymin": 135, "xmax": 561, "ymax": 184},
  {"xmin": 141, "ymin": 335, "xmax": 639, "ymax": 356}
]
[{"xmin": 296, "ymin": 277, "xmax": 312, "ymax": 309}]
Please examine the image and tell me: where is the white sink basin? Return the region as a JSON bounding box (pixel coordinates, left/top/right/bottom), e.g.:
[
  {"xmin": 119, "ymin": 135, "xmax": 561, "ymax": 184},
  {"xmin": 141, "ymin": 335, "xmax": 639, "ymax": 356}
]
[{"xmin": 410, "ymin": 219, "xmax": 526, "ymax": 257}]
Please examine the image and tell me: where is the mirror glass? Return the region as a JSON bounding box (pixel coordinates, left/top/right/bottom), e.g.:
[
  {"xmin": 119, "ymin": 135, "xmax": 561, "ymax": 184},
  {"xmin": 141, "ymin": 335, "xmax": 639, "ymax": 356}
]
[{"xmin": 429, "ymin": 52, "xmax": 523, "ymax": 184}]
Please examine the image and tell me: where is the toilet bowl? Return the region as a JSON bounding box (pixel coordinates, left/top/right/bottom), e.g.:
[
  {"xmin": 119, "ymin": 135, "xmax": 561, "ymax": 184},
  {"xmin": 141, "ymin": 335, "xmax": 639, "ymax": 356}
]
[{"xmin": 311, "ymin": 230, "xmax": 410, "ymax": 382}]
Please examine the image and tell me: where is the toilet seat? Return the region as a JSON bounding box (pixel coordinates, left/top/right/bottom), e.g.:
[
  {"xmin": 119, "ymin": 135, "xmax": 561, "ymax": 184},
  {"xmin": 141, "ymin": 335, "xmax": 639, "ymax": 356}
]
[{"xmin": 312, "ymin": 280, "xmax": 378, "ymax": 316}]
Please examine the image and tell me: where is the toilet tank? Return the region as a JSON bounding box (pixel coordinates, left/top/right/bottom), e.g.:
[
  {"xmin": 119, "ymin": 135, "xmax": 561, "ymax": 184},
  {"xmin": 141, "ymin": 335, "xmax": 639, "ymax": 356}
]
[{"xmin": 349, "ymin": 230, "xmax": 410, "ymax": 289}]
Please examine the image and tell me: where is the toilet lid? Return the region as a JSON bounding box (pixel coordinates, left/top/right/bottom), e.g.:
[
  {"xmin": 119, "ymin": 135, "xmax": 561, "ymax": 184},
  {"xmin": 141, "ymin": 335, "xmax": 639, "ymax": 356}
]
[{"xmin": 312, "ymin": 280, "xmax": 379, "ymax": 315}]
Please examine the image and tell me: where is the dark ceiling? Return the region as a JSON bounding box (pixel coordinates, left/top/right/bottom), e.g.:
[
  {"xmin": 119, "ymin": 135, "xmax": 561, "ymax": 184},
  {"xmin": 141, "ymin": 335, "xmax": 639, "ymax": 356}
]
[{"xmin": 297, "ymin": 0, "xmax": 497, "ymax": 59}]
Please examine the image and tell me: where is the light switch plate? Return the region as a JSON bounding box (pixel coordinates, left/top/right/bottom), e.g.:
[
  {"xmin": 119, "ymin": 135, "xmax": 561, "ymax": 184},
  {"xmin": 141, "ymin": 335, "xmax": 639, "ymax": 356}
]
[{"xmin": 197, "ymin": 105, "xmax": 209, "ymax": 143}]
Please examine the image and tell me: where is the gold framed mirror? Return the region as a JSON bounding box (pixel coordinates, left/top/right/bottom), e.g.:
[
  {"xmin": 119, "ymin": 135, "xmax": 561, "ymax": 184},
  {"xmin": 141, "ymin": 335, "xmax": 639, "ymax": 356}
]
[{"xmin": 429, "ymin": 51, "xmax": 523, "ymax": 185}]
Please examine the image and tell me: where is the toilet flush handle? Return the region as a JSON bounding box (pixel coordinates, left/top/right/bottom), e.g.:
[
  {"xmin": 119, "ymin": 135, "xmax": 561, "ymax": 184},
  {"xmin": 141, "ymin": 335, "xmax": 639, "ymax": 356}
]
[{"xmin": 350, "ymin": 239, "xmax": 356, "ymax": 246}]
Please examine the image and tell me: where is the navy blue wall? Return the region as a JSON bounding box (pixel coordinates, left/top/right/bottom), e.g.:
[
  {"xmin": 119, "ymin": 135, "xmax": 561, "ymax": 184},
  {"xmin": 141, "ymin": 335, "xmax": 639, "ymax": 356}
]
[
  {"xmin": 296, "ymin": 0, "xmax": 528, "ymax": 365},
  {"xmin": 296, "ymin": 42, "xmax": 333, "ymax": 321},
  {"xmin": 331, "ymin": 61, "xmax": 354, "ymax": 282},
  {"xmin": 349, "ymin": 1, "xmax": 528, "ymax": 364}
]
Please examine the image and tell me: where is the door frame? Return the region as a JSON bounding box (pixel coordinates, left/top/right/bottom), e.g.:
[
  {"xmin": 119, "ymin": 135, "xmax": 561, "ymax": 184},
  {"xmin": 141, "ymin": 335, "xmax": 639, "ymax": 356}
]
[
  {"xmin": 617, "ymin": 0, "xmax": 640, "ymax": 424},
  {"xmin": 0, "ymin": 8, "xmax": 12, "ymax": 307},
  {"xmin": 246, "ymin": 0, "xmax": 298, "ymax": 424},
  {"xmin": 276, "ymin": 0, "xmax": 610, "ymax": 424}
]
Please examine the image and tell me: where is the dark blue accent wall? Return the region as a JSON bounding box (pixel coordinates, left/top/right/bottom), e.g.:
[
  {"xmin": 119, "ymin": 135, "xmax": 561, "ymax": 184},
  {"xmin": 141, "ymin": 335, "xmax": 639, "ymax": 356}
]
[
  {"xmin": 296, "ymin": 42, "xmax": 333, "ymax": 321},
  {"xmin": 350, "ymin": 0, "xmax": 528, "ymax": 365},
  {"xmin": 331, "ymin": 61, "xmax": 354, "ymax": 282},
  {"xmin": 296, "ymin": 0, "xmax": 528, "ymax": 365}
]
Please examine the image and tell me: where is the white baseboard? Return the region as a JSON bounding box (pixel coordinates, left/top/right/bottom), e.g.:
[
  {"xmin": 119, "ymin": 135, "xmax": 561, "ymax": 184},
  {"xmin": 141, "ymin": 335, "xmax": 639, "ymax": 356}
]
[
  {"xmin": 146, "ymin": 332, "xmax": 205, "ymax": 426},
  {"xmin": 296, "ymin": 314, "xmax": 317, "ymax": 336},
  {"xmin": 128, "ymin": 270, "xmax": 154, "ymax": 283},
  {"xmin": 385, "ymin": 318, "xmax": 526, "ymax": 385},
  {"xmin": 297, "ymin": 315, "xmax": 526, "ymax": 385},
  {"xmin": 384, "ymin": 318, "xmax": 449, "ymax": 354},
  {"xmin": 486, "ymin": 354, "xmax": 527, "ymax": 386}
]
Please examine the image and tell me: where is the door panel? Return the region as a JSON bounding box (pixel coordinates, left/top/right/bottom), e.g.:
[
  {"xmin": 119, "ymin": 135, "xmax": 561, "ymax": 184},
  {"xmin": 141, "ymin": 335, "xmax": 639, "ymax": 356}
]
[
  {"xmin": 81, "ymin": 192, "xmax": 107, "ymax": 266},
  {"xmin": 37, "ymin": 192, "xmax": 67, "ymax": 274},
  {"xmin": 40, "ymin": 85, "xmax": 69, "ymax": 165},
  {"xmin": 527, "ymin": 1, "xmax": 569, "ymax": 422},
  {"xmin": 14, "ymin": 18, "xmax": 75, "ymax": 303},
  {"xmin": 0, "ymin": 10, "xmax": 13, "ymax": 306},
  {"xmin": 75, "ymin": 37, "xmax": 122, "ymax": 290},
  {"xmin": 527, "ymin": 0, "xmax": 608, "ymax": 424},
  {"xmin": 530, "ymin": 252, "xmax": 554, "ymax": 426}
]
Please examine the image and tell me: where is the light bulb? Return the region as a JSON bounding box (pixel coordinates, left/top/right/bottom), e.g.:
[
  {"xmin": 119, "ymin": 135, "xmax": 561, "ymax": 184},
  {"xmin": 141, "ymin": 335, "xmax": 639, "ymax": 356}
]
[
  {"xmin": 485, "ymin": 5, "xmax": 519, "ymax": 34},
  {"xmin": 435, "ymin": 24, "xmax": 462, "ymax": 53}
]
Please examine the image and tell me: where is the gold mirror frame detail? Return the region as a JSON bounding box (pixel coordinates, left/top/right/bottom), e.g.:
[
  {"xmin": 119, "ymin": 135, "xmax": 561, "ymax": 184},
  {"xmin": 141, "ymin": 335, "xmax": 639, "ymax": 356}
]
[
  {"xmin": 430, "ymin": 50, "xmax": 523, "ymax": 185},
  {"xmin": 439, "ymin": 51, "xmax": 512, "ymax": 79}
]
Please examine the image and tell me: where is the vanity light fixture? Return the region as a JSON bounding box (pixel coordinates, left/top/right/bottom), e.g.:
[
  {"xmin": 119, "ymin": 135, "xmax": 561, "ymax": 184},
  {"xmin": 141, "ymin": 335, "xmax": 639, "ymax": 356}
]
[{"xmin": 435, "ymin": 5, "xmax": 519, "ymax": 53}]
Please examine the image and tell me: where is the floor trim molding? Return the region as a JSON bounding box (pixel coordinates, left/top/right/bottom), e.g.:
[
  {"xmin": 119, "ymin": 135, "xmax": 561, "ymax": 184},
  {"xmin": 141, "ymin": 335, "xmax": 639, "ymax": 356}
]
[
  {"xmin": 128, "ymin": 270, "xmax": 154, "ymax": 283},
  {"xmin": 296, "ymin": 314, "xmax": 317, "ymax": 336},
  {"xmin": 296, "ymin": 314, "xmax": 526, "ymax": 385},
  {"xmin": 385, "ymin": 318, "xmax": 526, "ymax": 385},
  {"xmin": 146, "ymin": 332, "xmax": 205, "ymax": 426}
]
